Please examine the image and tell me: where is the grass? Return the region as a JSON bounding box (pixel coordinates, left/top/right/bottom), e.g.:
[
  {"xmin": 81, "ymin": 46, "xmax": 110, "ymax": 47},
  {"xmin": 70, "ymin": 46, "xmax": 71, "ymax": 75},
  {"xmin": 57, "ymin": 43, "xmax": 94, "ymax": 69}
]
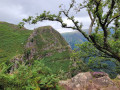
[
  {"xmin": 0, "ymin": 22, "xmax": 32, "ymax": 63},
  {"xmin": 41, "ymin": 51, "xmax": 71, "ymax": 74}
]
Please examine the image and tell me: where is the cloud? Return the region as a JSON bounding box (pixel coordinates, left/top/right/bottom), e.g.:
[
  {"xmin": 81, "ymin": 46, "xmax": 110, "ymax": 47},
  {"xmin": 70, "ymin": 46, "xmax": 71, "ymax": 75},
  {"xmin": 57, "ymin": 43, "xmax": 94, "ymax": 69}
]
[
  {"xmin": 56, "ymin": 28, "xmax": 74, "ymax": 33},
  {"xmin": 0, "ymin": 0, "xmax": 90, "ymax": 33},
  {"xmin": 63, "ymin": 16, "xmax": 91, "ymax": 29},
  {"xmin": 0, "ymin": 0, "xmax": 28, "ymax": 24}
]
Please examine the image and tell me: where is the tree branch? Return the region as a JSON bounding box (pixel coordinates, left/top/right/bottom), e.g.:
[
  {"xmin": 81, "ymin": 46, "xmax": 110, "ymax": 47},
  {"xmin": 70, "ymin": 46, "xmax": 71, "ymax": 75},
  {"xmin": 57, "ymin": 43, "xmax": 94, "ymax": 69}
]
[
  {"xmin": 106, "ymin": 14, "xmax": 120, "ymax": 27},
  {"xmin": 60, "ymin": 10, "xmax": 90, "ymax": 41},
  {"xmin": 104, "ymin": 0, "xmax": 115, "ymax": 26},
  {"xmin": 88, "ymin": 11, "xmax": 96, "ymax": 35}
]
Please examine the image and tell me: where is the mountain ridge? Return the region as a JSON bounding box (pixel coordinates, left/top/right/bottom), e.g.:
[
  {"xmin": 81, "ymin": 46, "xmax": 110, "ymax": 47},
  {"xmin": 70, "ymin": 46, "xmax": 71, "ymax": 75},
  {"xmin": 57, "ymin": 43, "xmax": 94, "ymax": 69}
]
[{"xmin": 61, "ymin": 31, "xmax": 87, "ymax": 49}]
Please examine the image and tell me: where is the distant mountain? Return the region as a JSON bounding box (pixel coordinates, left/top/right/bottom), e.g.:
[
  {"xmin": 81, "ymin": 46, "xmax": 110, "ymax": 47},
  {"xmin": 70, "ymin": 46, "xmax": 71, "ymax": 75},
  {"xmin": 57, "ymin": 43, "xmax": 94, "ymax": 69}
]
[
  {"xmin": 61, "ymin": 29, "xmax": 114, "ymax": 50},
  {"xmin": 61, "ymin": 31, "xmax": 87, "ymax": 49}
]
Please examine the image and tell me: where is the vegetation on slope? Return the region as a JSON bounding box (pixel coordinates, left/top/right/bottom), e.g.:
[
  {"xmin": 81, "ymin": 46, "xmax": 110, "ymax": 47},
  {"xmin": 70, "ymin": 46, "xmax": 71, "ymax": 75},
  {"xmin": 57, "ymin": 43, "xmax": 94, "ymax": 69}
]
[
  {"xmin": 24, "ymin": 26, "xmax": 72, "ymax": 73},
  {"xmin": 71, "ymin": 42, "xmax": 120, "ymax": 78},
  {"xmin": 0, "ymin": 22, "xmax": 32, "ymax": 63},
  {"xmin": 0, "ymin": 22, "xmax": 72, "ymax": 89},
  {"xmin": 0, "ymin": 61, "xmax": 60, "ymax": 90},
  {"xmin": 0, "ymin": 22, "xmax": 71, "ymax": 74}
]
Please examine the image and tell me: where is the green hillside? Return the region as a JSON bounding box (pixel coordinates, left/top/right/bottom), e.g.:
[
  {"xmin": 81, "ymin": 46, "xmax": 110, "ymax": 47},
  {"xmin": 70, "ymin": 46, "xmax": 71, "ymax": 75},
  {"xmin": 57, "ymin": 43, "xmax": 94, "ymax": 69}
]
[
  {"xmin": 0, "ymin": 22, "xmax": 73, "ymax": 89},
  {"xmin": 0, "ymin": 22, "xmax": 32, "ymax": 63},
  {"xmin": 0, "ymin": 22, "xmax": 71, "ymax": 73}
]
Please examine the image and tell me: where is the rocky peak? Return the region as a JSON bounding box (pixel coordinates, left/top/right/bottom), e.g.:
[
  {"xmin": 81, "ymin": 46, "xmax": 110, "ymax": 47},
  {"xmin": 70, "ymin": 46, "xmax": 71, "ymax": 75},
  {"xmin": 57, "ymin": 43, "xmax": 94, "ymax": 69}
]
[{"xmin": 24, "ymin": 26, "xmax": 71, "ymax": 62}]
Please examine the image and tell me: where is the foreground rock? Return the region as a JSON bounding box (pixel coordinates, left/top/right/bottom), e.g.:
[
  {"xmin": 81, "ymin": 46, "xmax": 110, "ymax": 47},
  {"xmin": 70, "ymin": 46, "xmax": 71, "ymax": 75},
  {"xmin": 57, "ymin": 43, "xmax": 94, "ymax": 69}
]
[{"xmin": 59, "ymin": 72, "xmax": 120, "ymax": 90}]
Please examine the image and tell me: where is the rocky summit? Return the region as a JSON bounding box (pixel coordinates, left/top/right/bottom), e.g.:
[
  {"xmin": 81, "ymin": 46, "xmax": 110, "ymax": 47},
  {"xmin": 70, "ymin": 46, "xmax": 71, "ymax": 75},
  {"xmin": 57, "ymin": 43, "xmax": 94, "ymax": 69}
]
[{"xmin": 24, "ymin": 26, "xmax": 71, "ymax": 61}]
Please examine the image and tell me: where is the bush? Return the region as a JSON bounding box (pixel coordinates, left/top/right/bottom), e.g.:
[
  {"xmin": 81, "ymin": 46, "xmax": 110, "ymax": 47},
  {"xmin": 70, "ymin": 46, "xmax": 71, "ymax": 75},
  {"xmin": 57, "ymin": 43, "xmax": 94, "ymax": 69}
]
[
  {"xmin": 0, "ymin": 61, "xmax": 60, "ymax": 90},
  {"xmin": 69, "ymin": 60, "xmax": 90, "ymax": 77}
]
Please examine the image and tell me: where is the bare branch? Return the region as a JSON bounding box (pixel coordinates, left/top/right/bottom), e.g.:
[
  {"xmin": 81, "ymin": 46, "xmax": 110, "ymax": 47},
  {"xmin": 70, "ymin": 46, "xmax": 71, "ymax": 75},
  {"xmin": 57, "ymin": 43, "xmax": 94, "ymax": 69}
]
[
  {"xmin": 66, "ymin": 0, "xmax": 75, "ymax": 14},
  {"xmin": 88, "ymin": 11, "xmax": 96, "ymax": 35},
  {"xmin": 88, "ymin": 18, "xmax": 95, "ymax": 35},
  {"xmin": 88, "ymin": 10, "xmax": 93, "ymax": 21}
]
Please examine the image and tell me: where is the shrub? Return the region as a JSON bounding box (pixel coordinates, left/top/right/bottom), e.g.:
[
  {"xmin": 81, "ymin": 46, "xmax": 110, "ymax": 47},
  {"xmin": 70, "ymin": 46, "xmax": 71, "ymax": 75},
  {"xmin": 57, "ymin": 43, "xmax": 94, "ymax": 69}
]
[
  {"xmin": 69, "ymin": 59, "xmax": 90, "ymax": 77},
  {"xmin": 0, "ymin": 61, "xmax": 60, "ymax": 90}
]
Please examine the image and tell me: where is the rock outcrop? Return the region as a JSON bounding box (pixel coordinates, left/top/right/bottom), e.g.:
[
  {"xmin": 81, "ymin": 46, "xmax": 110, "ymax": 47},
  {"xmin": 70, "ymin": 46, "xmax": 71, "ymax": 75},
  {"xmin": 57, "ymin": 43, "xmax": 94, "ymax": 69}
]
[
  {"xmin": 24, "ymin": 26, "xmax": 71, "ymax": 61},
  {"xmin": 59, "ymin": 72, "xmax": 120, "ymax": 90}
]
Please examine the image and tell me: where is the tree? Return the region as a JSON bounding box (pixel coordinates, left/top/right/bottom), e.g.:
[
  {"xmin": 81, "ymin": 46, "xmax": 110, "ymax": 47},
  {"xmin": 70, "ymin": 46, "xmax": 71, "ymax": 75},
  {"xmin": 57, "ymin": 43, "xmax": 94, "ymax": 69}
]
[
  {"xmin": 72, "ymin": 42, "xmax": 120, "ymax": 78},
  {"xmin": 20, "ymin": 0, "xmax": 120, "ymax": 62}
]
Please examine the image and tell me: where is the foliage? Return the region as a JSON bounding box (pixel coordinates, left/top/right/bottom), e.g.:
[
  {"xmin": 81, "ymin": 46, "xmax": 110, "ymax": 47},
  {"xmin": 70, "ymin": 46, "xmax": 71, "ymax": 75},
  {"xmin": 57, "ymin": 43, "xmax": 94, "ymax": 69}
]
[
  {"xmin": 0, "ymin": 61, "xmax": 60, "ymax": 90},
  {"xmin": 41, "ymin": 51, "xmax": 71, "ymax": 74},
  {"xmin": 69, "ymin": 50, "xmax": 90, "ymax": 77},
  {"xmin": 20, "ymin": 0, "xmax": 120, "ymax": 63},
  {"xmin": 73, "ymin": 42, "xmax": 120, "ymax": 78}
]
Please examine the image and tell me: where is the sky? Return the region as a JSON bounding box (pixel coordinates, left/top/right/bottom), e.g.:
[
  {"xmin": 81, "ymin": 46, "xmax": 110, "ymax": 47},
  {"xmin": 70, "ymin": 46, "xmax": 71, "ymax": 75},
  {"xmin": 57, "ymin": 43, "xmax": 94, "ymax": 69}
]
[{"xmin": 0, "ymin": 0, "xmax": 91, "ymax": 33}]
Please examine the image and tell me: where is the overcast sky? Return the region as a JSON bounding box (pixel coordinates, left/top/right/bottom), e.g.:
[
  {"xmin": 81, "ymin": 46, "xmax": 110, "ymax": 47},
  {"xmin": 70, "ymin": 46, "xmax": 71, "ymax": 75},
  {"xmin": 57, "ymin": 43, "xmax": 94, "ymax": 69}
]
[{"xmin": 0, "ymin": 0, "xmax": 91, "ymax": 33}]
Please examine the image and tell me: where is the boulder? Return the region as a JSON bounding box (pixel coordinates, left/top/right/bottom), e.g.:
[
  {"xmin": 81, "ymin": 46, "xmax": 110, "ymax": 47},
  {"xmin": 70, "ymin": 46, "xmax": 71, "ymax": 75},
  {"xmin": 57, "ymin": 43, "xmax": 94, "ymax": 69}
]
[{"xmin": 59, "ymin": 72, "xmax": 120, "ymax": 90}]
